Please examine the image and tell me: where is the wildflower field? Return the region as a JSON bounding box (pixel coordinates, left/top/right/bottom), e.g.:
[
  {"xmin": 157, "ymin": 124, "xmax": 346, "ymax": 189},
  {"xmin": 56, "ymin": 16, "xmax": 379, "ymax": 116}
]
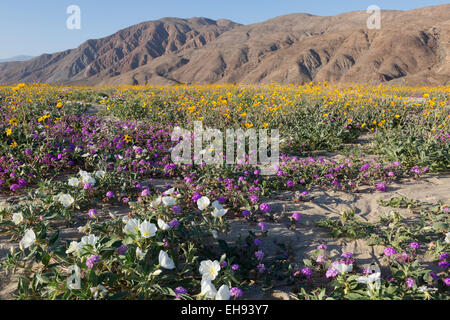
[{"xmin": 0, "ymin": 82, "xmax": 449, "ymax": 300}]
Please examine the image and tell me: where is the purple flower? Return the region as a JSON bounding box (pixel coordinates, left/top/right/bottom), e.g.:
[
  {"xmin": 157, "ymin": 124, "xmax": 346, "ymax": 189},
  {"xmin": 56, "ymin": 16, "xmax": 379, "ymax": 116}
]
[
  {"xmin": 301, "ymin": 267, "xmax": 313, "ymax": 279},
  {"xmin": 292, "ymin": 212, "xmax": 301, "ymax": 221},
  {"xmin": 88, "ymin": 209, "xmax": 97, "ymax": 218},
  {"xmin": 118, "ymin": 245, "xmax": 128, "ymax": 255},
  {"xmin": 406, "ymin": 278, "xmax": 415, "ymax": 289},
  {"xmin": 220, "ymin": 261, "xmax": 228, "ymax": 268},
  {"xmin": 384, "ymin": 247, "xmax": 398, "ymax": 257},
  {"xmin": 360, "ymin": 163, "xmax": 371, "ymax": 171},
  {"xmin": 341, "ymin": 252, "xmax": 353, "ymax": 259},
  {"xmin": 255, "ymin": 250, "xmax": 265, "ymax": 260},
  {"xmin": 254, "ymin": 239, "xmax": 263, "ymax": 246},
  {"xmin": 230, "ymin": 287, "xmax": 243, "ymax": 298},
  {"xmin": 438, "ymin": 261, "xmax": 450, "ymax": 269},
  {"xmin": 174, "ymin": 286, "xmax": 188, "ymax": 298},
  {"xmin": 10, "ymin": 184, "xmax": 20, "ymax": 192},
  {"xmin": 141, "ymin": 188, "xmax": 150, "ymax": 197},
  {"xmin": 83, "ymin": 183, "xmax": 92, "ymax": 190},
  {"xmin": 259, "ymin": 203, "xmax": 270, "ymax": 213},
  {"xmin": 231, "ymin": 264, "xmax": 240, "ymax": 271},
  {"xmin": 257, "ymin": 264, "xmax": 266, "ymax": 273},
  {"xmin": 249, "ymin": 194, "xmax": 259, "ymax": 203},
  {"xmin": 86, "ymin": 255, "xmax": 100, "ymax": 268},
  {"xmin": 172, "ymin": 205, "xmax": 181, "ymax": 214},
  {"xmin": 326, "ymin": 267, "xmax": 339, "ymax": 279},
  {"xmin": 106, "ymin": 191, "xmax": 114, "ymax": 198},
  {"xmin": 169, "ymin": 219, "xmax": 180, "ymax": 228},
  {"xmin": 376, "ymin": 183, "xmax": 387, "ymax": 192},
  {"xmin": 409, "ymin": 242, "xmax": 421, "ymax": 249},
  {"xmin": 258, "ymin": 222, "xmax": 267, "ymax": 232},
  {"xmin": 443, "ymin": 278, "xmax": 450, "ymax": 287},
  {"xmin": 317, "ymin": 244, "xmax": 328, "ymax": 250},
  {"xmin": 316, "ymin": 255, "xmax": 327, "ymax": 264},
  {"xmin": 242, "ymin": 210, "xmax": 251, "ymax": 217},
  {"xmin": 286, "ymin": 180, "xmax": 294, "ymax": 188},
  {"xmin": 217, "ymin": 197, "xmax": 226, "ymax": 204},
  {"xmin": 439, "ymin": 253, "xmax": 450, "ymax": 260}
]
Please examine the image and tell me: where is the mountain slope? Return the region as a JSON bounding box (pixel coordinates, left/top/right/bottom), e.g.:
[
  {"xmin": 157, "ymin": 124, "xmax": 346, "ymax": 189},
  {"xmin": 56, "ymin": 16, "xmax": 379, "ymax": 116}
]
[{"xmin": 1, "ymin": 5, "xmax": 449, "ymax": 86}]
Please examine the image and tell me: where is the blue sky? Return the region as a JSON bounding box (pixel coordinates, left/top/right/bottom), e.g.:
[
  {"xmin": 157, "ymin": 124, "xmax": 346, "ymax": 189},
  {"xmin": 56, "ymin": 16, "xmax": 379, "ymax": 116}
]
[{"xmin": 0, "ymin": 0, "xmax": 447, "ymax": 59}]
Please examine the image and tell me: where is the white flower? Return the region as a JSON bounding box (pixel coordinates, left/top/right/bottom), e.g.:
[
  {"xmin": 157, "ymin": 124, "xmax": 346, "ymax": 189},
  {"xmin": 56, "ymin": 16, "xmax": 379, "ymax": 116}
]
[
  {"xmin": 139, "ymin": 220, "xmax": 157, "ymax": 238},
  {"xmin": 20, "ymin": 229, "xmax": 36, "ymax": 249},
  {"xmin": 197, "ymin": 196, "xmax": 210, "ymax": 211},
  {"xmin": 162, "ymin": 196, "xmax": 176, "ymax": 206},
  {"xmin": 211, "ymin": 230, "xmax": 218, "ymax": 239},
  {"xmin": 163, "ymin": 188, "xmax": 175, "ymax": 195},
  {"xmin": 123, "ymin": 218, "xmax": 140, "ymax": 235},
  {"xmin": 59, "ymin": 194, "xmax": 74, "ymax": 208},
  {"xmin": 68, "ymin": 177, "xmax": 80, "ymax": 187},
  {"xmin": 157, "ymin": 219, "xmax": 170, "ymax": 231},
  {"xmin": 159, "ymin": 250, "xmax": 175, "ymax": 269},
  {"xmin": 332, "ymin": 262, "xmax": 353, "ymax": 274},
  {"xmin": 80, "ymin": 173, "xmax": 96, "ymax": 186},
  {"xmin": 152, "ymin": 269, "xmax": 162, "ymax": 276},
  {"xmin": 216, "ymin": 285, "xmax": 230, "ymax": 300},
  {"xmin": 212, "ymin": 201, "xmax": 223, "ymax": 210},
  {"xmin": 79, "ymin": 234, "xmax": 98, "ymax": 252},
  {"xmin": 199, "ymin": 260, "xmax": 221, "ymax": 281},
  {"xmin": 445, "ymin": 232, "xmax": 450, "ymax": 244},
  {"xmin": 136, "ymin": 247, "xmax": 147, "ymax": 260},
  {"xmin": 94, "ymin": 170, "xmax": 106, "ymax": 178},
  {"xmin": 357, "ymin": 272, "xmax": 381, "ymax": 288},
  {"xmin": 12, "ymin": 212, "xmax": 24, "ymax": 225},
  {"xmin": 212, "ymin": 208, "xmax": 228, "ymax": 218},
  {"xmin": 151, "ymin": 196, "xmax": 162, "ymax": 207},
  {"xmin": 200, "ymin": 278, "xmax": 217, "ymax": 299},
  {"xmin": 66, "ymin": 241, "xmax": 81, "ymax": 254}
]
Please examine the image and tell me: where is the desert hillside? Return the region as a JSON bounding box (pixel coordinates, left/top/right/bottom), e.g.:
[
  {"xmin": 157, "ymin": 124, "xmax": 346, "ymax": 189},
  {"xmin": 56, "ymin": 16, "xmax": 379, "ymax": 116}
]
[{"xmin": 0, "ymin": 4, "xmax": 449, "ymax": 86}]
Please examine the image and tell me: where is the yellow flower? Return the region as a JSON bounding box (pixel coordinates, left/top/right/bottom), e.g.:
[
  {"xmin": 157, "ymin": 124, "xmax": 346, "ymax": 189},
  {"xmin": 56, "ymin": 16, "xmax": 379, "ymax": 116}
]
[
  {"xmin": 9, "ymin": 118, "xmax": 18, "ymax": 126},
  {"xmin": 6, "ymin": 128, "xmax": 12, "ymax": 136},
  {"xmin": 244, "ymin": 123, "xmax": 253, "ymax": 128},
  {"xmin": 123, "ymin": 134, "xmax": 132, "ymax": 143},
  {"xmin": 56, "ymin": 102, "xmax": 63, "ymax": 108},
  {"xmin": 263, "ymin": 123, "xmax": 269, "ymax": 128},
  {"xmin": 323, "ymin": 113, "xmax": 328, "ymax": 117},
  {"xmin": 395, "ymin": 114, "xmax": 400, "ymax": 119},
  {"xmin": 10, "ymin": 141, "xmax": 18, "ymax": 148}
]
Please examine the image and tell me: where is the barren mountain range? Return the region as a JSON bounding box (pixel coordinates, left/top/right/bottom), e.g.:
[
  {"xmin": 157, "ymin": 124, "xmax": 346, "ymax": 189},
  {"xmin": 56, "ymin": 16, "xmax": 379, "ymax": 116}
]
[{"xmin": 0, "ymin": 4, "xmax": 449, "ymax": 86}]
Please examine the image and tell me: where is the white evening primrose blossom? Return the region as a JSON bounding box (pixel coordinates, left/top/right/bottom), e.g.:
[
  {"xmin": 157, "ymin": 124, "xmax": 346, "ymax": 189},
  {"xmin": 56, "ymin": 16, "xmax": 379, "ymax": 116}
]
[
  {"xmin": 216, "ymin": 285, "xmax": 231, "ymax": 300},
  {"xmin": 200, "ymin": 278, "xmax": 217, "ymax": 299},
  {"xmin": 12, "ymin": 212, "xmax": 24, "ymax": 225},
  {"xmin": 445, "ymin": 232, "xmax": 450, "ymax": 244},
  {"xmin": 157, "ymin": 218, "xmax": 170, "ymax": 231},
  {"xmin": 139, "ymin": 220, "xmax": 157, "ymax": 238},
  {"xmin": 162, "ymin": 196, "xmax": 176, "ymax": 206},
  {"xmin": 20, "ymin": 229, "xmax": 36, "ymax": 250},
  {"xmin": 123, "ymin": 218, "xmax": 140, "ymax": 235},
  {"xmin": 66, "ymin": 241, "xmax": 82, "ymax": 254},
  {"xmin": 151, "ymin": 196, "xmax": 162, "ymax": 207},
  {"xmin": 94, "ymin": 170, "xmax": 106, "ymax": 178},
  {"xmin": 357, "ymin": 272, "xmax": 381, "ymax": 287},
  {"xmin": 197, "ymin": 196, "xmax": 210, "ymax": 211},
  {"xmin": 199, "ymin": 260, "xmax": 221, "ymax": 281},
  {"xmin": 79, "ymin": 234, "xmax": 98, "ymax": 253},
  {"xmin": 332, "ymin": 262, "xmax": 353, "ymax": 274},
  {"xmin": 163, "ymin": 187, "xmax": 175, "ymax": 196},
  {"xmin": 68, "ymin": 177, "xmax": 80, "ymax": 187},
  {"xmin": 159, "ymin": 250, "xmax": 175, "ymax": 269},
  {"xmin": 59, "ymin": 194, "xmax": 75, "ymax": 208}
]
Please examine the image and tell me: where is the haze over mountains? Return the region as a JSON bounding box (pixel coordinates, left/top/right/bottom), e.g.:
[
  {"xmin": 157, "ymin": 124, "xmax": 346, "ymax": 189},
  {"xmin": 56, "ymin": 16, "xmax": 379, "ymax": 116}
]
[{"xmin": 0, "ymin": 4, "xmax": 449, "ymax": 86}]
